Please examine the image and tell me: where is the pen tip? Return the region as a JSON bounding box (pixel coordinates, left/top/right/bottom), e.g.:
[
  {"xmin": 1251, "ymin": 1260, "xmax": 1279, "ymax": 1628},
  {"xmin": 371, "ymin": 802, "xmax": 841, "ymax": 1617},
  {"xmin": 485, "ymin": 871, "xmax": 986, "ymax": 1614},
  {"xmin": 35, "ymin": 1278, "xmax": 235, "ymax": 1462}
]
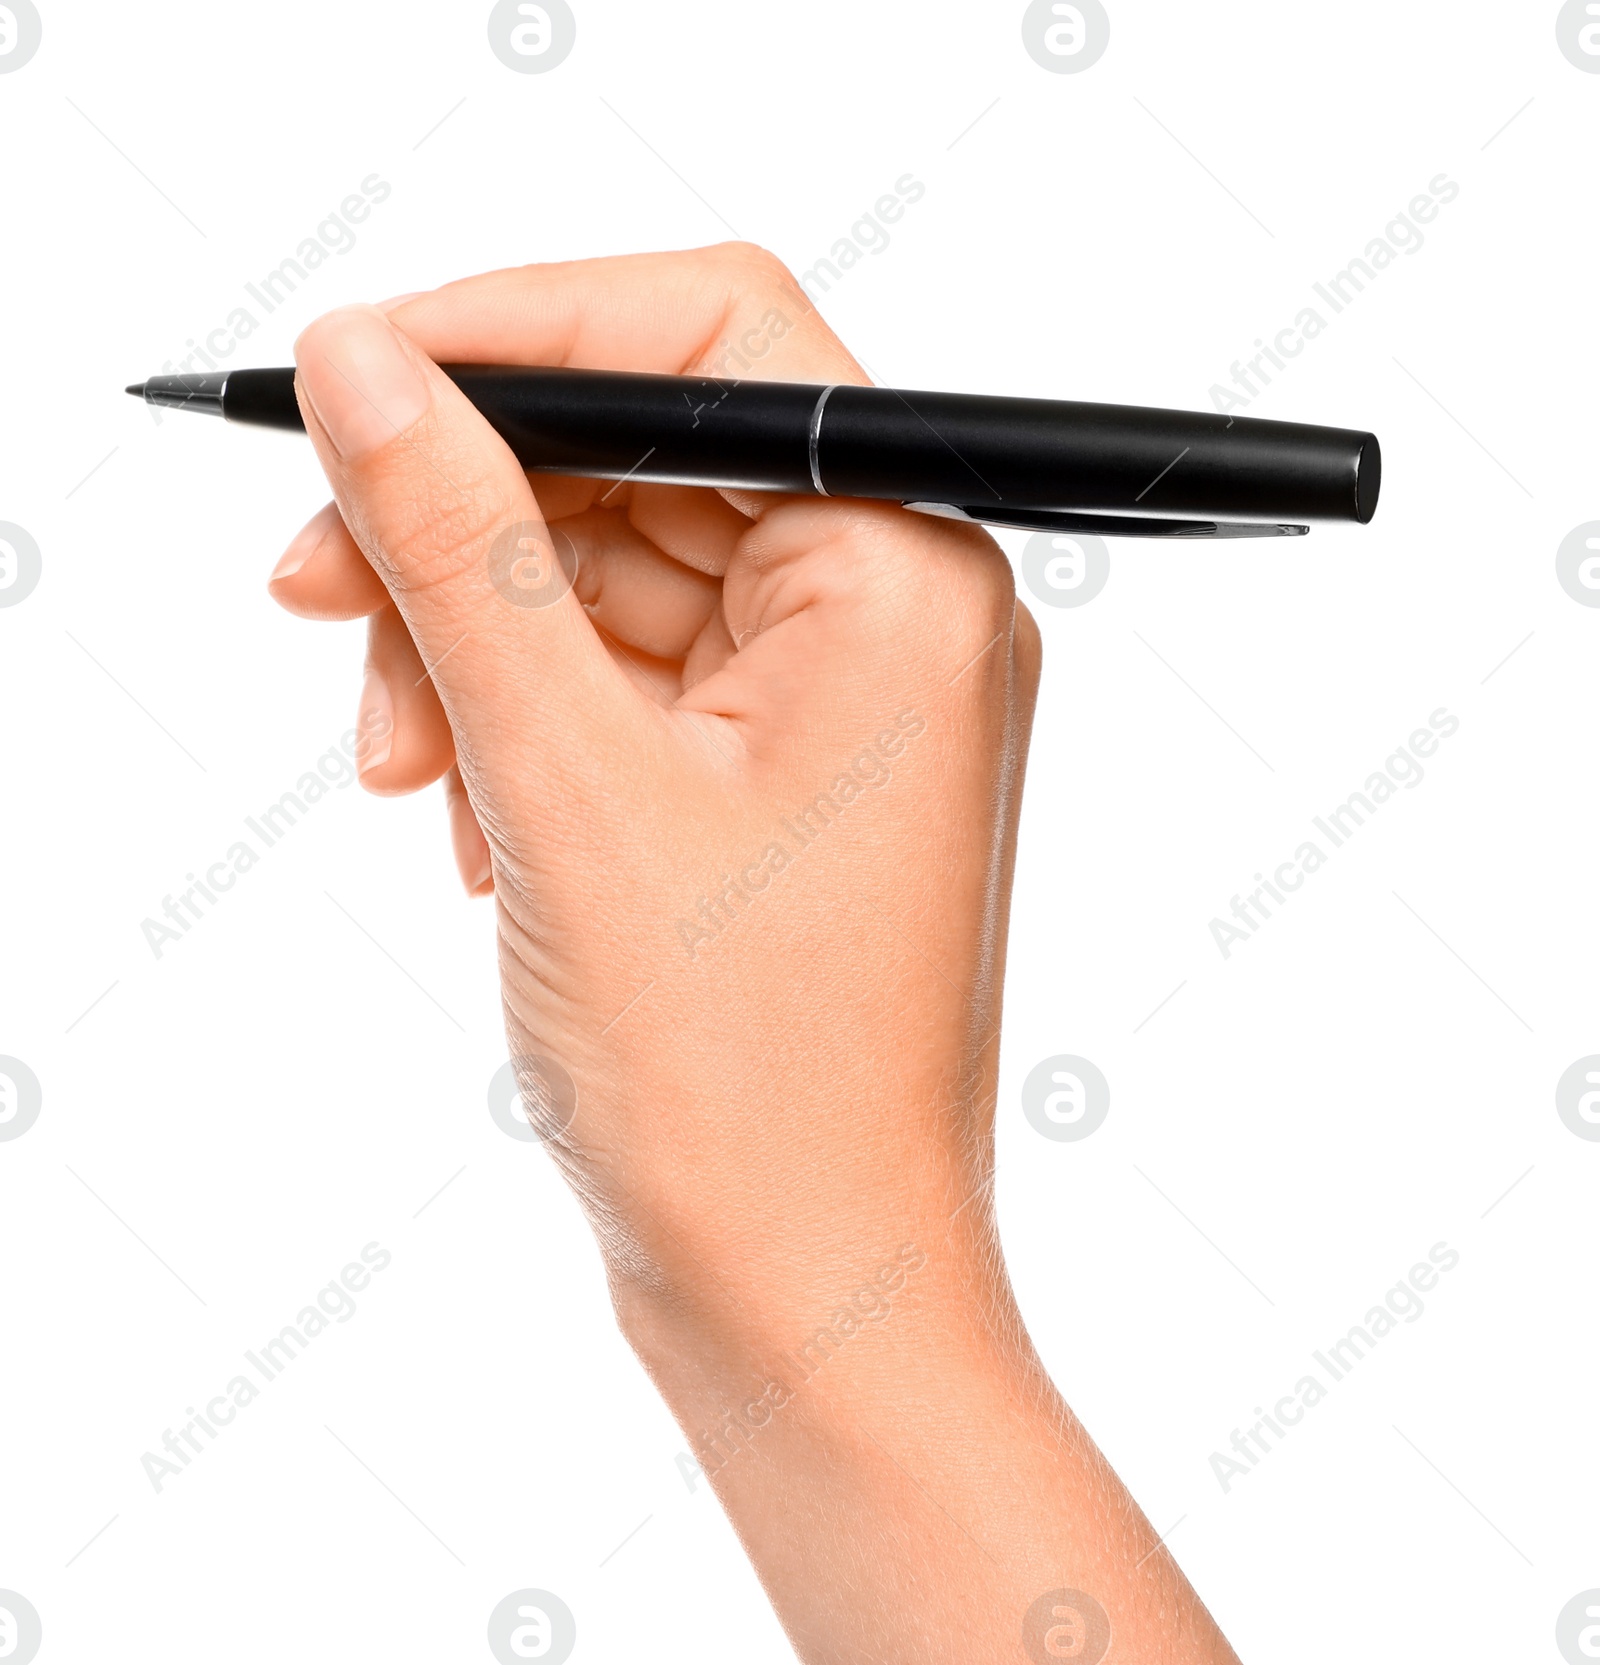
[{"xmin": 125, "ymin": 383, "xmax": 146, "ymax": 399}]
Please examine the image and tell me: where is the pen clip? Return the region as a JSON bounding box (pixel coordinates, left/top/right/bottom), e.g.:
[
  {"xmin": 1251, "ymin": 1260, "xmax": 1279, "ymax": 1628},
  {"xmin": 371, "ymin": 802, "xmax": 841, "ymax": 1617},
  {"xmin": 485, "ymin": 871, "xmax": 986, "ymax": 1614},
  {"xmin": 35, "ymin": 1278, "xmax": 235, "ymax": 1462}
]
[{"xmin": 903, "ymin": 503, "xmax": 1310, "ymax": 540}]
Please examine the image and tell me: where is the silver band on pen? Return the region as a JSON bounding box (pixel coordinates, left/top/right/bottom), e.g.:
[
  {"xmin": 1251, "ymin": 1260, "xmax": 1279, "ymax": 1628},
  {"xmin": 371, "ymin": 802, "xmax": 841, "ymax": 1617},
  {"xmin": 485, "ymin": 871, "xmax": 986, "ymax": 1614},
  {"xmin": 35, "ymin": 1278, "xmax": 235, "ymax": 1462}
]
[{"xmin": 808, "ymin": 384, "xmax": 839, "ymax": 496}]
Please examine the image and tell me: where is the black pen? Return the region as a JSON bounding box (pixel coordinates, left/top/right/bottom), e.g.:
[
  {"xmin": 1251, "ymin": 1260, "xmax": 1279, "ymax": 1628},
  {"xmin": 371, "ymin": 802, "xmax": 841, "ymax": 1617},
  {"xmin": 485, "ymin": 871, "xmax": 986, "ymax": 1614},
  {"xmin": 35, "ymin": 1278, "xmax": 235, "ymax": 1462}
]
[{"xmin": 126, "ymin": 366, "xmax": 1380, "ymax": 539}]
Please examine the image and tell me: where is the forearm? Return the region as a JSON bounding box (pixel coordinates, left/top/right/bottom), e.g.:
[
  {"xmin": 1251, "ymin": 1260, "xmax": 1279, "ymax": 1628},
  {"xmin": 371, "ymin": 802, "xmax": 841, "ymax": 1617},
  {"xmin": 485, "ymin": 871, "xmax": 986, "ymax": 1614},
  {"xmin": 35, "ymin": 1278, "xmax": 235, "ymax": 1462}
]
[{"xmin": 621, "ymin": 1236, "xmax": 1242, "ymax": 1665}]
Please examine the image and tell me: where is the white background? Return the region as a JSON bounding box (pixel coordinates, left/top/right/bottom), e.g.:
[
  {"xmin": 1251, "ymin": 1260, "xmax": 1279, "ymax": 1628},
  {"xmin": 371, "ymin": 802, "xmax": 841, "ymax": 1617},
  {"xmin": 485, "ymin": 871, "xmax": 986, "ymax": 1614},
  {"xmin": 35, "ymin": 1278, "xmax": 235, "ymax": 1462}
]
[{"xmin": 1, "ymin": 2, "xmax": 1596, "ymax": 1660}]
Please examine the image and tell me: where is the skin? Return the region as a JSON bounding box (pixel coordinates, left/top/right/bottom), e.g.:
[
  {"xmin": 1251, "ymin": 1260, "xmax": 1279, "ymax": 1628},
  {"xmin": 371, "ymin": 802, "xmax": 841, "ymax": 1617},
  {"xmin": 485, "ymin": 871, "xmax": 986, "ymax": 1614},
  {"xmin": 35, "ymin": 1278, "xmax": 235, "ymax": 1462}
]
[{"xmin": 273, "ymin": 244, "xmax": 1242, "ymax": 1664}]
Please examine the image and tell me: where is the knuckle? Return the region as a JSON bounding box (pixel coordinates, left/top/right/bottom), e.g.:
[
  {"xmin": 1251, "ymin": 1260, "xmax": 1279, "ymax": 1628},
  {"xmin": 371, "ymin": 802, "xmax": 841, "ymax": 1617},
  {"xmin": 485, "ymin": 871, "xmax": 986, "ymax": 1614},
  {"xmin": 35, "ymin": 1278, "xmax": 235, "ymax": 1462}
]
[
  {"xmin": 934, "ymin": 530, "xmax": 1019, "ymax": 671},
  {"xmin": 706, "ymin": 239, "xmax": 801, "ymax": 302},
  {"xmin": 714, "ymin": 239, "xmax": 791, "ymax": 279},
  {"xmin": 1013, "ymin": 596, "xmax": 1042, "ymax": 663},
  {"xmin": 937, "ymin": 522, "xmax": 1018, "ymax": 619},
  {"xmin": 970, "ymin": 532, "xmax": 1019, "ymax": 608},
  {"xmin": 1012, "ymin": 598, "xmax": 1043, "ymax": 690}
]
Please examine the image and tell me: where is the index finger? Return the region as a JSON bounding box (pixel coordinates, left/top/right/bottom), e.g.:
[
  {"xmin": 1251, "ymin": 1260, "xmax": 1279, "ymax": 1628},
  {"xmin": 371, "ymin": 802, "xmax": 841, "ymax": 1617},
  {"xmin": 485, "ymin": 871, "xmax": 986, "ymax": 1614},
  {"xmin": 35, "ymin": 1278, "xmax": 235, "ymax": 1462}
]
[{"xmin": 384, "ymin": 242, "xmax": 871, "ymax": 389}]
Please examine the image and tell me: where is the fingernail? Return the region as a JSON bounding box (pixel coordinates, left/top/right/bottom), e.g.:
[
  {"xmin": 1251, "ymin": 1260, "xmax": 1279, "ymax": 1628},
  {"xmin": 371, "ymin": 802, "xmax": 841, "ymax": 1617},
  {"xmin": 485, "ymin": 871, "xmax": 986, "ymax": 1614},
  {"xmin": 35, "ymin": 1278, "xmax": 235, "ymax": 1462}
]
[
  {"xmin": 356, "ymin": 667, "xmax": 394, "ymax": 776},
  {"xmin": 445, "ymin": 773, "xmax": 494, "ymax": 895},
  {"xmin": 270, "ymin": 501, "xmax": 340, "ymax": 584},
  {"xmin": 377, "ymin": 291, "xmax": 424, "ymax": 312},
  {"xmin": 296, "ymin": 306, "xmax": 431, "ymax": 461}
]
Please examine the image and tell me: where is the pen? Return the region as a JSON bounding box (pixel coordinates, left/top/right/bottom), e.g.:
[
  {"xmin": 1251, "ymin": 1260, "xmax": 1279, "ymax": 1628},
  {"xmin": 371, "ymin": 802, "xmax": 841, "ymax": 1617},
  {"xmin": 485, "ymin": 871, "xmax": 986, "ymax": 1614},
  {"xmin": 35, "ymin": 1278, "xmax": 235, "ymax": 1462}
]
[{"xmin": 127, "ymin": 365, "xmax": 1380, "ymax": 540}]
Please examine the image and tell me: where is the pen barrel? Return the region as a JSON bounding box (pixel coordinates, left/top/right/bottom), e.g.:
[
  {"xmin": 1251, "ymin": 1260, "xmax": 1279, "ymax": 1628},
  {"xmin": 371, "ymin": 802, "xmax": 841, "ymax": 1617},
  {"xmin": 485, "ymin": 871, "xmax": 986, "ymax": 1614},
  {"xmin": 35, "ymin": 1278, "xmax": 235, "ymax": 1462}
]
[
  {"xmin": 443, "ymin": 366, "xmax": 821, "ymax": 493},
  {"xmin": 219, "ymin": 366, "xmax": 1377, "ymax": 525},
  {"xmin": 815, "ymin": 387, "xmax": 1378, "ymax": 524}
]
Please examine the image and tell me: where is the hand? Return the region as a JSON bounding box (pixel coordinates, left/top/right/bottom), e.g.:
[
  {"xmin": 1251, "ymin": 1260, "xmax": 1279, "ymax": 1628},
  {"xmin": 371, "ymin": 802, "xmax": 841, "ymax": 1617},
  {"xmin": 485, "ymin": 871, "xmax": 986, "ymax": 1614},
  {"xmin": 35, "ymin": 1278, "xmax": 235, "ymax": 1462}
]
[{"xmin": 271, "ymin": 244, "xmax": 1238, "ymax": 1664}]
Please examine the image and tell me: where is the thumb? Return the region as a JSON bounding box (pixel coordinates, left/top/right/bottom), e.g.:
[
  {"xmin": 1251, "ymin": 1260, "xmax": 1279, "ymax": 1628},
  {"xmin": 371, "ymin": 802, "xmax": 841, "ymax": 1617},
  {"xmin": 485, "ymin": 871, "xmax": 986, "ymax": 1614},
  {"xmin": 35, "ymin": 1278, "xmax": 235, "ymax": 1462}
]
[{"xmin": 292, "ymin": 305, "xmax": 631, "ymax": 825}]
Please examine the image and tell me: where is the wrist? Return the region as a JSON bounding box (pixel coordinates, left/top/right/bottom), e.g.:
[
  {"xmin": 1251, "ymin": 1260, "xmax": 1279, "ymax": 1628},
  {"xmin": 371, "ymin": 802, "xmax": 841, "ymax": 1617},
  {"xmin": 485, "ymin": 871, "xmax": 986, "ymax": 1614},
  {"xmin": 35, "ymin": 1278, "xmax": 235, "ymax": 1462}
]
[{"xmin": 613, "ymin": 1229, "xmax": 1038, "ymax": 1468}]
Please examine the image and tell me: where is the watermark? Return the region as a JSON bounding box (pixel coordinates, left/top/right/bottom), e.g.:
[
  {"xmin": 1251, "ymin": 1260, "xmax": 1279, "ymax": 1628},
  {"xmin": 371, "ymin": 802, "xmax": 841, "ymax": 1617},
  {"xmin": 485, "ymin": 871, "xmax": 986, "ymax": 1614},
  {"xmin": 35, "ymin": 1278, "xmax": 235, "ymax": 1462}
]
[
  {"xmin": 143, "ymin": 174, "xmax": 393, "ymax": 415},
  {"xmin": 487, "ymin": 1588, "xmax": 576, "ymax": 1664},
  {"xmin": 1209, "ymin": 708, "xmax": 1460, "ymax": 959},
  {"xmin": 1557, "ymin": 0, "xmax": 1600, "ymax": 72},
  {"xmin": 1022, "ymin": 1586, "xmax": 1111, "ymax": 1663},
  {"xmin": 797, "ymin": 176, "xmax": 926, "ymax": 303},
  {"xmin": 637, "ymin": 307, "xmax": 798, "ymax": 456},
  {"xmin": 1557, "ymin": 1590, "xmax": 1600, "ymax": 1663},
  {"xmin": 0, "ymin": 1, "xmax": 42, "ymax": 74},
  {"xmin": 1557, "ymin": 1057, "xmax": 1600, "ymax": 1142},
  {"xmin": 676, "ymin": 1245, "xmax": 927, "ymax": 1491},
  {"xmin": 1207, "ymin": 175, "xmax": 1460, "ymax": 414},
  {"xmin": 1020, "ymin": 532, "xmax": 1110, "ymax": 609},
  {"xmin": 1208, "ymin": 1242, "xmax": 1459, "ymax": 1492},
  {"xmin": 139, "ymin": 1243, "xmax": 391, "ymax": 1492},
  {"xmin": 488, "ymin": 522, "xmax": 578, "ymax": 609},
  {"xmin": 487, "ymin": 1054, "xmax": 579, "ymax": 1144},
  {"xmin": 0, "ymin": 523, "xmax": 41, "ymax": 609},
  {"xmin": 1021, "ymin": 0, "xmax": 1111, "ymax": 74},
  {"xmin": 487, "ymin": 0, "xmax": 577, "ymax": 74},
  {"xmin": 139, "ymin": 715, "xmax": 391, "ymax": 959},
  {"xmin": 0, "ymin": 1056, "xmax": 42, "ymax": 1143},
  {"xmin": 673, "ymin": 711, "xmax": 927, "ymax": 960},
  {"xmin": 1021, "ymin": 1054, "xmax": 1109, "ymax": 1142},
  {"xmin": 1557, "ymin": 522, "xmax": 1600, "ymax": 607},
  {"xmin": 0, "ymin": 1590, "xmax": 41, "ymax": 1665}
]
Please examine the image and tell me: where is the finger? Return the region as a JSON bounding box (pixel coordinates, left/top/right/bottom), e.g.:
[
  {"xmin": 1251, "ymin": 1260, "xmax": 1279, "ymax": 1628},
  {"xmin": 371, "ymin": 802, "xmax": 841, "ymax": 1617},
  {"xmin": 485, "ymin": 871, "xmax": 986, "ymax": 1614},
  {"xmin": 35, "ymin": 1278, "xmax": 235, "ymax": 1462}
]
[
  {"xmin": 294, "ymin": 304, "xmax": 641, "ymax": 820},
  {"xmin": 383, "ymin": 243, "xmax": 870, "ymax": 387},
  {"xmin": 269, "ymin": 501, "xmax": 390, "ymax": 621},
  {"xmin": 691, "ymin": 498, "xmax": 1018, "ymax": 744},
  {"xmin": 262, "ymin": 486, "xmax": 627, "ymax": 626},
  {"xmin": 514, "ymin": 472, "xmax": 604, "ymax": 522},
  {"xmin": 560, "ymin": 507, "xmax": 721, "ymax": 661},
  {"xmin": 682, "ymin": 603, "xmax": 739, "ymax": 692},
  {"xmin": 444, "ymin": 764, "xmax": 493, "ymax": 896},
  {"xmin": 357, "ymin": 603, "xmax": 457, "ymax": 796},
  {"xmin": 626, "ymin": 483, "xmax": 752, "ymax": 578}
]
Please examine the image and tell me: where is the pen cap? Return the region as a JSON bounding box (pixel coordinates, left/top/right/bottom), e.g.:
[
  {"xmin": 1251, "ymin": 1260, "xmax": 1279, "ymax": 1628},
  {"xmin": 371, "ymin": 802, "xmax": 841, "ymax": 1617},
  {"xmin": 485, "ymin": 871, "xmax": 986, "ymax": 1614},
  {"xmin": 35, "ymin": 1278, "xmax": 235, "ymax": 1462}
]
[{"xmin": 816, "ymin": 388, "xmax": 1380, "ymax": 524}]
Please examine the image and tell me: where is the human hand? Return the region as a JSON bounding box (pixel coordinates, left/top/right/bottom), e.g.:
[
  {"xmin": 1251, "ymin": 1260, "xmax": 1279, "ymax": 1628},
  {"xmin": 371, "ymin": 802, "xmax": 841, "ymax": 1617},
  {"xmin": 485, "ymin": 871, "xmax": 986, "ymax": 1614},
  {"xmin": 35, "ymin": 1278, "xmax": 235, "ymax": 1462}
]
[
  {"xmin": 273, "ymin": 244, "xmax": 1033, "ymax": 1331},
  {"xmin": 270, "ymin": 245, "xmax": 1236, "ymax": 1664}
]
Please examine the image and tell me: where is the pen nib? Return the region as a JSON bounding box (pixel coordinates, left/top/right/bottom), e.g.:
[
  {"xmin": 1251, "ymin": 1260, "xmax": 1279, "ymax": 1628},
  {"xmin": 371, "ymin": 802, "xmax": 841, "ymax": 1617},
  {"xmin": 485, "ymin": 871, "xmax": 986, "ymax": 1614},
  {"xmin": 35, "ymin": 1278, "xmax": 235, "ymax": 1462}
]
[
  {"xmin": 125, "ymin": 383, "xmax": 146, "ymax": 399},
  {"xmin": 125, "ymin": 372, "xmax": 228, "ymax": 415}
]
